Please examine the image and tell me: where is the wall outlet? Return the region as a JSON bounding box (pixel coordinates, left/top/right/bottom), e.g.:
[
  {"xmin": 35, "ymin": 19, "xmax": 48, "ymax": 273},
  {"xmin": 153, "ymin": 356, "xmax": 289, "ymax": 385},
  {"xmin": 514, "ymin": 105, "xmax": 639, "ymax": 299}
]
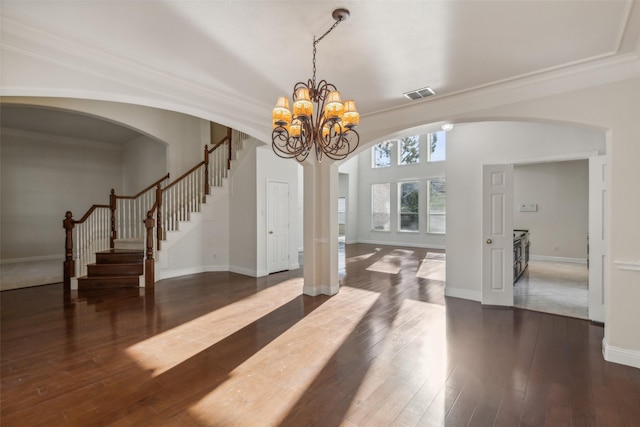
[{"xmin": 519, "ymin": 203, "xmax": 537, "ymax": 212}]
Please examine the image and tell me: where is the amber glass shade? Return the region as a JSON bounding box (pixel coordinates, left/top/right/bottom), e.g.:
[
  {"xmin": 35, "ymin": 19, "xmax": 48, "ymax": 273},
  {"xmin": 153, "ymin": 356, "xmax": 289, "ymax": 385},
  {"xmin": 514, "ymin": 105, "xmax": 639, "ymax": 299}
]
[
  {"xmin": 322, "ymin": 122, "xmax": 342, "ymax": 138},
  {"xmin": 293, "ymin": 88, "xmax": 313, "ymax": 118},
  {"xmin": 290, "ymin": 119, "xmax": 302, "ymax": 137},
  {"xmin": 324, "ymin": 91, "xmax": 344, "ymax": 120},
  {"xmin": 342, "ymin": 100, "xmax": 359, "ymax": 128},
  {"xmin": 272, "ymin": 97, "xmax": 292, "ymax": 127}
]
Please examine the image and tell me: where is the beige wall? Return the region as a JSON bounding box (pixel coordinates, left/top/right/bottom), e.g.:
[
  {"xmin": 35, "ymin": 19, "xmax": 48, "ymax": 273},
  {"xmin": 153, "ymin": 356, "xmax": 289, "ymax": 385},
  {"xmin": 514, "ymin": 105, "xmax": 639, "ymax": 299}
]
[{"xmin": 514, "ymin": 160, "xmax": 589, "ymax": 261}]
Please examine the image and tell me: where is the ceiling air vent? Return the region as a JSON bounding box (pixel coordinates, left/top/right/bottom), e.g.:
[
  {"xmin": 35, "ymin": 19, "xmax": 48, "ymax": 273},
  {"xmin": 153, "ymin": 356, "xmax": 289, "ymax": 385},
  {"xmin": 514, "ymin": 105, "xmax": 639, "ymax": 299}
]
[{"xmin": 403, "ymin": 87, "xmax": 436, "ymax": 100}]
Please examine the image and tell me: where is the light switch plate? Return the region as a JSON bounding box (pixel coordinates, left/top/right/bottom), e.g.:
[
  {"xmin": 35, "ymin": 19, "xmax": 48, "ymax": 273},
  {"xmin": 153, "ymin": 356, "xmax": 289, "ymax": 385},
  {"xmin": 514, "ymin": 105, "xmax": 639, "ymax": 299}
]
[{"xmin": 519, "ymin": 203, "xmax": 537, "ymax": 212}]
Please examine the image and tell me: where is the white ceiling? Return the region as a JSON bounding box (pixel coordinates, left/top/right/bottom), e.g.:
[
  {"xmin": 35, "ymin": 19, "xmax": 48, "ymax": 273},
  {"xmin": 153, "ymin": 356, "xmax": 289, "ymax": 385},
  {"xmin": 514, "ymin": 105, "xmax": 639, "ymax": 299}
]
[{"xmin": 1, "ymin": 1, "xmax": 639, "ymax": 142}]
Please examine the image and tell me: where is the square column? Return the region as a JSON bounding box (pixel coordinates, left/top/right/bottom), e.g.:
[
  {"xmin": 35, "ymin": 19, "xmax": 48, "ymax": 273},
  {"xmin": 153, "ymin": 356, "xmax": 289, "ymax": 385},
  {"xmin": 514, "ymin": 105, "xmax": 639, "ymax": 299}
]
[{"xmin": 302, "ymin": 160, "xmax": 340, "ymax": 296}]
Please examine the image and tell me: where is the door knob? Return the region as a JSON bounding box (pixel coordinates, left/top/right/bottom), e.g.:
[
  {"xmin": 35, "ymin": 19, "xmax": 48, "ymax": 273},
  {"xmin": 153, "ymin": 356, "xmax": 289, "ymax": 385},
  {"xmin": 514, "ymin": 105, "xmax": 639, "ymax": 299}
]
[
  {"xmin": 269, "ymin": 231, "xmax": 274, "ymax": 234},
  {"xmin": 486, "ymin": 239, "xmax": 492, "ymax": 244}
]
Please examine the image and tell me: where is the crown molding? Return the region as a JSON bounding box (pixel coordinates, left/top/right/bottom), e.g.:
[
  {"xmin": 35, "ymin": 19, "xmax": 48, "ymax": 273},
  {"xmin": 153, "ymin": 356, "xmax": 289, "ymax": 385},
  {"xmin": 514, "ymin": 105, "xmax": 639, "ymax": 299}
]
[
  {"xmin": 1, "ymin": 127, "xmax": 124, "ymax": 151},
  {"xmin": 359, "ymin": 52, "xmax": 640, "ymax": 142},
  {"xmin": 0, "ymin": 17, "xmax": 269, "ymax": 124}
]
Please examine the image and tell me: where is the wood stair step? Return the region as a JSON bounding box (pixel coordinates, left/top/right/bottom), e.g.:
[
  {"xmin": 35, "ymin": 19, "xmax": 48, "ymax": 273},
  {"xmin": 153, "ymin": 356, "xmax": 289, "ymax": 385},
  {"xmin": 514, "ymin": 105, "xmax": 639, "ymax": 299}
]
[
  {"xmin": 87, "ymin": 262, "xmax": 143, "ymax": 277},
  {"xmin": 95, "ymin": 249, "xmax": 144, "ymax": 265},
  {"xmin": 77, "ymin": 276, "xmax": 141, "ymax": 289}
]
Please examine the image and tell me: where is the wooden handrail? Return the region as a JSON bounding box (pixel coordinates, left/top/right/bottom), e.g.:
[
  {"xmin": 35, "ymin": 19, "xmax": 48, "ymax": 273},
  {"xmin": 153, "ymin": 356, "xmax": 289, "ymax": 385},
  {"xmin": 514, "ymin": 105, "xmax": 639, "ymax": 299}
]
[
  {"xmin": 207, "ymin": 135, "xmax": 230, "ymax": 154},
  {"xmin": 74, "ymin": 204, "xmax": 110, "ymax": 224},
  {"xmin": 163, "ymin": 161, "xmax": 205, "ymax": 191},
  {"xmin": 113, "ymin": 173, "xmax": 170, "ymax": 200}
]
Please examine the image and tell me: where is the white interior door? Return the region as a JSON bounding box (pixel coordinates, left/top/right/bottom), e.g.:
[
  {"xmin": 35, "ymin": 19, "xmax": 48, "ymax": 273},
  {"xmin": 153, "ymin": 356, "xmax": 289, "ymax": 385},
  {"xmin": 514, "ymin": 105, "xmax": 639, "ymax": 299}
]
[
  {"xmin": 267, "ymin": 180, "xmax": 290, "ymax": 274},
  {"xmin": 482, "ymin": 164, "xmax": 514, "ymax": 306},
  {"xmin": 588, "ymin": 155, "xmax": 607, "ymax": 323}
]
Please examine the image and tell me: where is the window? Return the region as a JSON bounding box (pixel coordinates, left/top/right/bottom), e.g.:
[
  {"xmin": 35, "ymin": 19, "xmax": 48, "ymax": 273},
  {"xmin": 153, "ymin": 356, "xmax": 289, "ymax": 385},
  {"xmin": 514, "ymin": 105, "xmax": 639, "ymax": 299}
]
[
  {"xmin": 398, "ymin": 135, "xmax": 420, "ymax": 165},
  {"xmin": 372, "ymin": 141, "xmax": 392, "ymax": 168},
  {"xmin": 399, "ymin": 181, "xmax": 419, "ymax": 231},
  {"xmin": 427, "ymin": 178, "xmax": 446, "ymax": 233},
  {"xmin": 371, "ymin": 183, "xmax": 390, "ymax": 231},
  {"xmin": 427, "ymin": 130, "xmax": 446, "ymax": 162}
]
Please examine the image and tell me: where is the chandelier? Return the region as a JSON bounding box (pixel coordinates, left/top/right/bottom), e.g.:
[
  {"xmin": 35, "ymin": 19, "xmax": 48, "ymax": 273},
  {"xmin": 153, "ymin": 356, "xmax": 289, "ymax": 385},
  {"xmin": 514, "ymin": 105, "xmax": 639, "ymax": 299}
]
[{"xmin": 271, "ymin": 8, "xmax": 360, "ymax": 163}]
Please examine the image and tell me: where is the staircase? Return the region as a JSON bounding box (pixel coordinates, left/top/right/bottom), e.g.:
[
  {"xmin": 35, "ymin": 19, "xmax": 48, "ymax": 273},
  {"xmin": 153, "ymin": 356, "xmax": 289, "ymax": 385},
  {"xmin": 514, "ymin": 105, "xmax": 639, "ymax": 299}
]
[
  {"xmin": 77, "ymin": 248, "xmax": 144, "ymax": 289},
  {"xmin": 64, "ymin": 127, "xmax": 252, "ymax": 290}
]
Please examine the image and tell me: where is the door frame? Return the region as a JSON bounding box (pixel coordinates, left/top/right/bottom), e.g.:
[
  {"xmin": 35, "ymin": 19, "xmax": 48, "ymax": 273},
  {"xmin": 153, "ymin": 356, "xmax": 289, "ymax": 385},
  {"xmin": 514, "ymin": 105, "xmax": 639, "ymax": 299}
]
[
  {"xmin": 497, "ymin": 149, "xmax": 608, "ymax": 319},
  {"xmin": 266, "ymin": 179, "xmax": 290, "ymax": 274}
]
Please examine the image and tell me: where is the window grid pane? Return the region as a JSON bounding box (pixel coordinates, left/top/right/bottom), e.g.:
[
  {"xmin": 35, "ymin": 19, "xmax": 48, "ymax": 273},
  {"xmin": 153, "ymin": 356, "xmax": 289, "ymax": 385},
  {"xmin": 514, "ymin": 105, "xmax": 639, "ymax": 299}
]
[
  {"xmin": 399, "ymin": 135, "xmax": 420, "ymax": 165},
  {"xmin": 428, "ymin": 130, "xmax": 446, "ymax": 162},
  {"xmin": 399, "ymin": 181, "xmax": 419, "ymax": 231},
  {"xmin": 427, "ymin": 178, "xmax": 446, "ymax": 233},
  {"xmin": 371, "ymin": 183, "xmax": 390, "ymax": 231},
  {"xmin": 372, "ymin": 142, "xmax": 392, "ymax": 168}
]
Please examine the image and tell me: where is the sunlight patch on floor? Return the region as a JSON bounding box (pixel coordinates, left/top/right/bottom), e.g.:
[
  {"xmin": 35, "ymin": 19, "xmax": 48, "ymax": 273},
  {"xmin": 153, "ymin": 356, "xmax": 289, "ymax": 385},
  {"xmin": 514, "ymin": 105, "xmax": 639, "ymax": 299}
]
[
  {"xmin": 125, "ymin": 278, "xmax": 304, "ymax": 376},
  {"xmin": 344, "ymin": 298, "xmax": 448, "ymax": 424},
  {"xmin": 417, "ymin": 252, "xmax": 446, "ymax": 281},
  {"xmin": 346, "ymin": 252, "xmax": 376, "ymax": 263},
  {"xmin": 187, "ymin": 286, "xmax": 381, "ymax": 425},
  {"xmin": 366, "ymin": 249, "xmax": 415, "ymax": 274}
]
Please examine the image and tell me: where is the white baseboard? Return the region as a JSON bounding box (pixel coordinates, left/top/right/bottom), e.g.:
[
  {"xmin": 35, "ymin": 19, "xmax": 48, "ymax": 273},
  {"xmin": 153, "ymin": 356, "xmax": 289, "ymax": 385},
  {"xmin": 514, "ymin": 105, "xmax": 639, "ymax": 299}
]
[
  {"xmin": 157, "ymin": 265, "xmax": 230, "ymax": 281},
  {"xmin": 228, "ymin": 265, "xmax": 259, "ymax": 277},
  {"xmin": 303, "ymin": 282, "xmax": 339, "ymax": 296},
  {"xmin": 0, "ymin": 254, "xmax": 63, "ymax": 264},
  {"xmin": 602, "ymin": 337, "xmax": 640, "ymax": 369},
  {"xmin": 444, "ymin": 286, "xmax": 481, "ymax": 302},
  {"xmin": 530, "ymin": 255, "xmax": 587, "ymax": 264},
  {"xmin": 355, "ymin": 240, "xmax": 446, "ymax": 250}
]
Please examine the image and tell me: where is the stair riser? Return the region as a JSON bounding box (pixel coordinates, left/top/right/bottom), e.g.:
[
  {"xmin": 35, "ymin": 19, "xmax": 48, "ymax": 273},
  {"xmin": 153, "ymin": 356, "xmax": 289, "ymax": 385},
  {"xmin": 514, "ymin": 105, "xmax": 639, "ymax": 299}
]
[
  {"xmin": 78, "ymin": 277, "xmax": 140, "ymax": 289},
  {"xmin": 87, "ymin": 264, "xmax": 143, "ymax": 277},
  {"xmin": 96, "ymin": 254, "xmax": 144, "ymax": 264}
]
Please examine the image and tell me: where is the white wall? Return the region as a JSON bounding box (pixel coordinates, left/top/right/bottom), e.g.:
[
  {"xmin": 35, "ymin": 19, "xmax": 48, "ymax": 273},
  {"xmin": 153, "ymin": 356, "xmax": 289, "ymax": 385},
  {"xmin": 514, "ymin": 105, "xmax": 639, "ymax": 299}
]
[
  {"xmin": 445, "ymin": 121, "xmax": 604, "ymax": 301},
  {"xmin": 514, "ymin": 160, "xmax": 588, "ymax": 261},
  {"xmin": 256, "ymin": 146, "xmax": 300, "ymax": 276},
  {"xmin": 228, "ymin": 140, "xmax": 257, "ymax": 276},
  {"xmin": 0, "ymin": 128, "xmax": 124, "ymax": 260},
  {"xmin": 122, "ymin": 135, "xmax": 167, "ymax": 194},
  {"xmin": 1, "ymin": 98, "xmax": 208, "ymax": 180},
  {"xmin": 338, "ymin": 156, "xmax": 359, "ymax": 244}
]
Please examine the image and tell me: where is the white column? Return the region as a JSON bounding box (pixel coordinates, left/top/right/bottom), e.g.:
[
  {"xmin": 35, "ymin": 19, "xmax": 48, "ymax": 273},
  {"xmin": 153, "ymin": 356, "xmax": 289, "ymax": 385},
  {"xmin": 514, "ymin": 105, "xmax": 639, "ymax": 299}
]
[{"xmin": 302, "ymin": 159, "xmax": 340, "ymax": 296}]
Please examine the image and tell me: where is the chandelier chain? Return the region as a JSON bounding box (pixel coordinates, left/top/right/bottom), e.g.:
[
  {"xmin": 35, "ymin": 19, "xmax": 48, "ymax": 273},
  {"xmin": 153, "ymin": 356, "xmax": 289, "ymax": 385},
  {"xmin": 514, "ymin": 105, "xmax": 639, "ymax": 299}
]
[{"xmin": 312, "ymin": 18, "xmax": 343, "ymax": 87}]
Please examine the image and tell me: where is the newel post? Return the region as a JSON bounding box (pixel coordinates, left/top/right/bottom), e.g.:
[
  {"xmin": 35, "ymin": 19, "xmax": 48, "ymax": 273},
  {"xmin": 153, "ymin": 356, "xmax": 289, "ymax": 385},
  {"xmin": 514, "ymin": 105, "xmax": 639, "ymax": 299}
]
[
  {"xmin": 204, "ymin": 144, "xmax": 210, "ymax": 196},
  {"xmin": 63, "ymin": 211, "xmax": 75, "ymax": 288},
  {"xmin": 144, "ymin": 211, "xmax": 155, "ymax": 288},
  {"xmin": 226, "ymin": 127, "xmax": 232, "ymax": 170},
  {"xmin": 156, "ymin": 184, "xmax": 163, "ymax": 251},
  {"xmin": 109, "ymin": 189, "xmax": 117, "ymax": 249}
]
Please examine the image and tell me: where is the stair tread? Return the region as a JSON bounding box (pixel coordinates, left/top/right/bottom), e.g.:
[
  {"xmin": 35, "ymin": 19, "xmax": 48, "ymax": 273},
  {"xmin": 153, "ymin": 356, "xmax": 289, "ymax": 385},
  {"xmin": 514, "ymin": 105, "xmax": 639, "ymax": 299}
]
[
  {"xmin": 79, "ymin": 275, "xmax": 141, "ymax": 280},
  {"xmin": 96, "ymin": 249, "xmax": 144, "ymax": 255},
  {"xmin": 87, "ymin": 262, "xmax": 143, "ymax": 267}
]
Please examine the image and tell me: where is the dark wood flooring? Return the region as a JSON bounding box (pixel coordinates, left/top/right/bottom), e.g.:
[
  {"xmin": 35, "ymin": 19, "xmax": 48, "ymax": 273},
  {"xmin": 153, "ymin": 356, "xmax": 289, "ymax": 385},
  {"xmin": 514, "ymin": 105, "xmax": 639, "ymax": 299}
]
[{"xmin": 2, "ymin": 244, "xmax": 639, "ymax": 426}]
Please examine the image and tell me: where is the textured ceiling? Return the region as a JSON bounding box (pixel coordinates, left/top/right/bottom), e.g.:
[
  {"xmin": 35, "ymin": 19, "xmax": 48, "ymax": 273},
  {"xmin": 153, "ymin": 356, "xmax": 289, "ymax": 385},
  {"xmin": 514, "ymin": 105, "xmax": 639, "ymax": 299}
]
[{"xmin": 1, "ymin": 1, "xmax": 638, "ymax": 142}]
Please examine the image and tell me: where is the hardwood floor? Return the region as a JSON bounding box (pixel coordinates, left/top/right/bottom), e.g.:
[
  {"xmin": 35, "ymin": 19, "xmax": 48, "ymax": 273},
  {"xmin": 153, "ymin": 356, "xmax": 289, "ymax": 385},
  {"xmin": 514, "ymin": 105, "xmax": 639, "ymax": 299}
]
[{"xmin": 2, "ymin": 243, "xmax": 639, "ymax": 426}]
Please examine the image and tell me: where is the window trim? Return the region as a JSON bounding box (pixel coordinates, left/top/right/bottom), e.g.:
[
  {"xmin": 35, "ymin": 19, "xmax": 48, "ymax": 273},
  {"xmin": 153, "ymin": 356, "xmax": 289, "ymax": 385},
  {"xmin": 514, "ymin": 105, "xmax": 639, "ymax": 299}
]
[
  {"xmin": 371, "ymin": 141, "xmax": 393, "ymax": 169},
  {"xmin": 398, "ymin": 180, "xmax": 420, "ymax": 233},
  {"xmin": 426, "ymin": 177, "xmax": 446, "ymax": 234},
  {"xmin": 427, "ymin": 131, "xmax": 446, "ymax": 163},
  {"xmin": 371, "ymin": 182, "xmax": 391, "ymax": 232},
  {"xmin": 398, "ymin": 135, "xmax": 420, "ymax": 166}
]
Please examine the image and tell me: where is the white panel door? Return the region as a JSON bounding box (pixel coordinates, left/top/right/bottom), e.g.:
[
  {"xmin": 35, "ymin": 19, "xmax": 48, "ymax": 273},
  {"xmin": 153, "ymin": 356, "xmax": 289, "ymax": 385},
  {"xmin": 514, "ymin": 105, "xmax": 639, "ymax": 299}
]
[
  {"xmin": 482, "ymin": 164, "xmax": 514, "ymax": 306},
  {"xmin": 588, "ymin": 155, "xmax": 607, "ymax": 323},
  {"xmin": 267, "ymin": 180, "xmax": 290, "ymax": 273}
]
